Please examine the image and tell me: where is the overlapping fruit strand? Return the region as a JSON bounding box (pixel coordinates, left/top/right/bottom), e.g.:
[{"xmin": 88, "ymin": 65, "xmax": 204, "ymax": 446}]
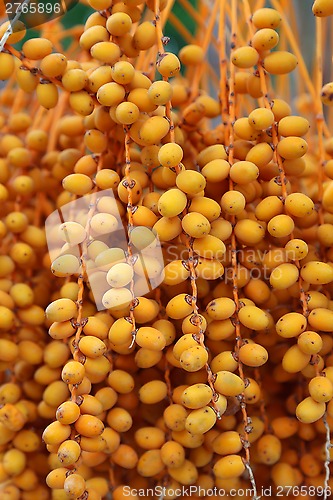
[
  {"xmin": 44, "ymin": 2, "xmax": 177, "ymax": 496},
  {"xmin": 267, "ymin": 5, "xmax": 333, "ymax": 494},
  {"xmin": 40, "ymin": 26, "xmax": 120, "ymax": 494},
  {"xmin": 251, "ymin": 3, "xmax": 333, "ymax": 491},
  {"xmin": 123, "ymin": 128, "xmax": 138, "ymax": 351},
  {"xmin": 43, "ymin": 32, "xmax": 144, "ymax": 498},
  {"xmin": 239, "ymin": 0, "xmax": 273, "ymax": 452},
  {"xmin": 52, "ymin": 186, "xmax": 108, "ymax": 499},
  {"xmin": 0, "ymin": 25, "xmax": 62, "ymax": 496},
  {"xmin": 151, "ymin": 0, "xmax": 226, "ymax": 484},
  {"xmin": 309, "ymin": 10, "xmax": 331, "ymax": 495},
  {"xmin": 0, "ymin": 16, "xmax": 108, "ymax": 500},
  {"xmin": 253, "ymin": 1, "xmax": 324, "ymax": 485},
  {"xmin": 246, "ymin": 0, "xmax": 316, "ymax": 420},
  {"xmin": 138, "ymin": 28, "xmax": 178, "ymax": 480}
]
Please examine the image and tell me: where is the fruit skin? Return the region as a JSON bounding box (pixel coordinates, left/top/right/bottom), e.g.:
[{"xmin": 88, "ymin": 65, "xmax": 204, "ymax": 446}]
[
  {"xmin": 179, "ymin": 44, "xmax": 204, "ymax": 65},
  {"xmin": 278, "ymin": 116, "xmax": 310, "ymax": 137},
  {"xmin": 180, "ymin": 345, "xmax": 208, "ymax": 372},
  {"xmin": 23, "ymin": 38, "xmax": 53, "ymax": 60},
  {"xmin": 298, "ymin": 331, "xmax": 323, "ymax": 354},
  {"xmin": 276, "ymin": 312, "xmax": 307, "ymax": 338},
  {"xmin": 158, "ymin": 143, "xmax": 183, "ymax": 167},
  {"xmin": 181, "ymin": 384, "xmax": 213, "ymax": 409},
  {"xmin": 248, "ymin": 108, "xmax": 275, "ymax": 130},
  {"xmin": 36, "ymin": 82, "xmax": 58, "ymax": 110},
  {"xmin": 270, "ymin": 263, "xmax": 299, "ymax": 290},
  {"xmin": 282, "ymin": 345, "xmax": 310, "ymax": 373},
  {"xmin": 313, "ymin": 0, "xmax": 333, "ymax": 17},
  {"xmin": 133, "ymin": 22, "xmax": 156, "ymax": 50},
  {"xmin": 168, "ymin": 458, "xmax": 198, "ymax": 485},
  {"xmin": 277, "ymin": 137, "xmax": 308, "ymax": 159},
  {"xmin": 238, "ymin": 305, "xmax": 269, "ymax": 330}
]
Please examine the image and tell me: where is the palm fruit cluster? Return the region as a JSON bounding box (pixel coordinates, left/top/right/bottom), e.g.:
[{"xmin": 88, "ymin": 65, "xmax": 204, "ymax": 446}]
[{"xmin": 1, "ymin": 0, "xmax": 333, "ymax": 498}]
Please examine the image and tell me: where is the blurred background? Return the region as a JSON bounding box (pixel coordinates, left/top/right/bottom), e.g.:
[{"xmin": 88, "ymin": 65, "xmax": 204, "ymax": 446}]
[{"xmin": 0, "ymin": 0, "xmax": 331, "ymax": 107}]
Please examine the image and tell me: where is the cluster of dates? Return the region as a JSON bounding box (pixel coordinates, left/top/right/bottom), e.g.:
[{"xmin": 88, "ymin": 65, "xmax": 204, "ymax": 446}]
[{"xmin": 0, "ymin": 0, "xmax": 332, "ymax": 499}]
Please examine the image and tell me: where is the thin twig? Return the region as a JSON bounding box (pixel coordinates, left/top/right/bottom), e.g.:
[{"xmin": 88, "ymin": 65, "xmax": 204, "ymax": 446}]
[
  {"xmin": 229, "ymin": 3, "xmax": 258, "ymax": 498},
  {"xmin": 124, "ymin": 128, "xmax": 137, "ymax": 347},
  {"xmin": 315, "ymin": 16, "xmax": 325, "ymax": 226},
  {"xmin": 323, "ymin": 412, "xmax": 331, "ymax": 500},
  {"xmin": 244, "ymin": 462, "xmax": 261, "ymax": 500}
]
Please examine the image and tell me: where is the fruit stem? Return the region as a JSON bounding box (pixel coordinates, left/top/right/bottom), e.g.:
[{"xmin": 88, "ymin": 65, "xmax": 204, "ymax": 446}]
[
  {"xmin": 6, "ymin": 45, "xmax": 67, "ymax": 92},
  {"xmin": 47, "ymin": 91, "xmax": 69, "ymax": 153},
  {"xmin": 254, "ymin": 368, "xmax": 271, "ymax": 433},
  {"xmin": 270, "ymin": 0, "xmax": 330, "ymax": 138},
  {"xmin": 9, "ymin": 89, "xmax": 25, "ymax": 117},
  {"xmin": 190, "ymin": 0, "xmax": 220, "ymax": 99},
  {"xmin": 124, "ymin": 128, "xmax": 138, "ymax": 346},
  {"xmin": 154, "ymin": 0, "xmax": 166, "ymax": 55},
  {"xmin": 218, "ymin": 0, "xmax": 230, "ymax": 145},
  {"xmin": 168, "ymin": 12, "xmax": 194, "ymax": 44},
  {"xmin": 244, "ymin": 461, "xmax": 261, "ymax": 500}
]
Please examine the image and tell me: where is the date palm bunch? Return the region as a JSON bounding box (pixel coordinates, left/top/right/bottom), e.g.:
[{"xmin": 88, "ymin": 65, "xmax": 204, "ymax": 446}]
[{"xmin": 0, "ymin": 1, "xmax": 332, "ymax": 499}]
